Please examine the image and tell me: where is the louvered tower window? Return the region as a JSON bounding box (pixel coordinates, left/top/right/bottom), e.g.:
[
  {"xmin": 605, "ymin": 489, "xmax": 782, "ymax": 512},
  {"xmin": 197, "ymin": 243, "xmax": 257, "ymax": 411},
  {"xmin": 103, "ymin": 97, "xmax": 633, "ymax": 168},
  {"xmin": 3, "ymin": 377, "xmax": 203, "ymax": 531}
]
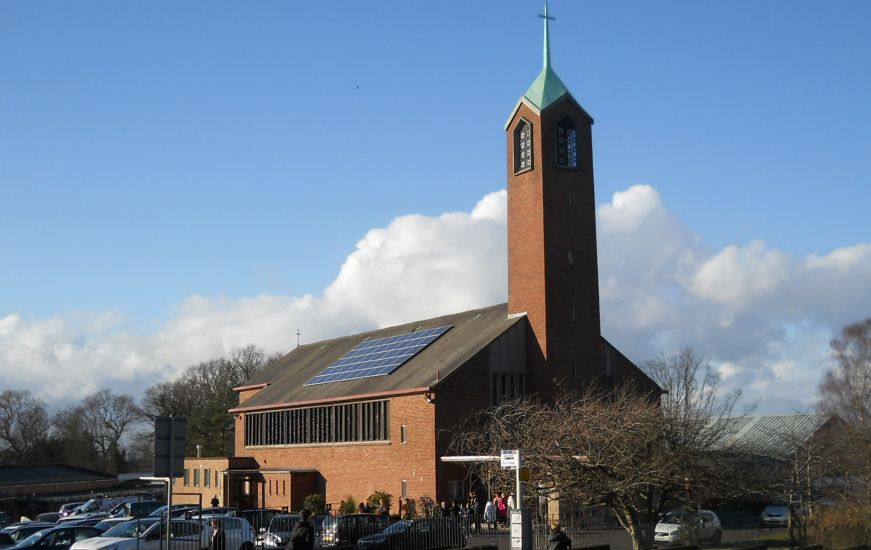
[
  {"xmin": 556, "ymin": 117, "xmax": 577, "ymax": 168},
  {"xmin": 514, "ymin": 119, "xmax": 533, "ymax": 173}
]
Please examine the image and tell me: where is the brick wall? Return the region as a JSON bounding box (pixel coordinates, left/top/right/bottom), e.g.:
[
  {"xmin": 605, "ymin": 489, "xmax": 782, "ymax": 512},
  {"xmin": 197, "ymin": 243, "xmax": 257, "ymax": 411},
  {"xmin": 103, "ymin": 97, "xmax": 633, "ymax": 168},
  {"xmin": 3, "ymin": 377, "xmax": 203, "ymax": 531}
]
[
  {"xmin": 506, "ymin": 98, "xmax": 603, "ymax": 394},
  {"xmin": 172, "ymin": 457, "xmax": 229, "ymax": 506},
  {"xmin": 236, "ymin": 393, "xmax": 437, "ymax": 511}
]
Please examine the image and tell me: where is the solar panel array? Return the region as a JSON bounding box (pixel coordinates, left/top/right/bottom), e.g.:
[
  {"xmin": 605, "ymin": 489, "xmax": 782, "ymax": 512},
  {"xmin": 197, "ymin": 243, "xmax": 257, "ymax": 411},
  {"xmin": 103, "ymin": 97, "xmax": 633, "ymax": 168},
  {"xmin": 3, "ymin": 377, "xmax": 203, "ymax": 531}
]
[{"xmin": 305, "ymin": 325, "xmax": 453, "ymax": 386}]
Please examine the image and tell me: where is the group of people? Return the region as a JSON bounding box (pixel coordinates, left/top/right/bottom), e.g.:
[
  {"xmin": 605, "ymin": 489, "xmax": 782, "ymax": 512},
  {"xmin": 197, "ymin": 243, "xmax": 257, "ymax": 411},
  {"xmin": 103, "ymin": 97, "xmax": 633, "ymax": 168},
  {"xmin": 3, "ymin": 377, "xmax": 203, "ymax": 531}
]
[{"xmin": 462, "ymin": 488, "xmax": 572, "ymax": 550}]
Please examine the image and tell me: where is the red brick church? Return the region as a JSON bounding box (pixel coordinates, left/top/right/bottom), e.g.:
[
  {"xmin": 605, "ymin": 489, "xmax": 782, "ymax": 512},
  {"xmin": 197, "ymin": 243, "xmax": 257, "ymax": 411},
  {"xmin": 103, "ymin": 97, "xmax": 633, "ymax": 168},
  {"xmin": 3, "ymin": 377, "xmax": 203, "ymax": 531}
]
[{"xmin": 180, "ymin": 9, "xmax": 658, "ymax": 512}]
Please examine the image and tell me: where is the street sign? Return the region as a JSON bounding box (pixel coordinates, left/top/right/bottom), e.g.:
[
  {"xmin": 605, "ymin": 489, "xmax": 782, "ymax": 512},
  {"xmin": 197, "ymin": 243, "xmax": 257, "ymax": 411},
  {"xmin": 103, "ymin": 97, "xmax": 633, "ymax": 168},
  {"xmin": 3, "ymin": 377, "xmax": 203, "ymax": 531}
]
[
  {"xmin": 501, "ymin": 449, "xmax": 519, "ymax": 469},
  {"xmin": 154, "ymin": 416, "xmax": 187, "ymax": 478}
]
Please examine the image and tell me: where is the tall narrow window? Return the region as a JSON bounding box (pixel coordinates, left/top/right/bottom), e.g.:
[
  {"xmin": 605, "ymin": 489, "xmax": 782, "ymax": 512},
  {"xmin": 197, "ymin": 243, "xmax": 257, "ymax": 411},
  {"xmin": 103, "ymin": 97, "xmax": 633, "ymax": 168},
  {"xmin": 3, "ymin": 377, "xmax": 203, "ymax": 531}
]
[
  {"xmin": 514, "ymin": 119, "xmax": 533, "ymax": 173},
  {"xmin": 556, "ymin": 117, "xmax": 578, "ymax": 168},
  {"xmin": 400, "ymin": 424, "xmax": 407, "ymax": 444}
]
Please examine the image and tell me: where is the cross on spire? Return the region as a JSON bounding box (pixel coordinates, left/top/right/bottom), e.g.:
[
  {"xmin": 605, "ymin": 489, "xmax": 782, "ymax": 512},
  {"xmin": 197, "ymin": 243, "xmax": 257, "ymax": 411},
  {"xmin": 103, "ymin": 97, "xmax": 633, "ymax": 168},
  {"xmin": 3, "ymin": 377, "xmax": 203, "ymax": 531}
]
[{"xmin": 538, "ymin": 2, "xmax": 555, "ymax": 69}]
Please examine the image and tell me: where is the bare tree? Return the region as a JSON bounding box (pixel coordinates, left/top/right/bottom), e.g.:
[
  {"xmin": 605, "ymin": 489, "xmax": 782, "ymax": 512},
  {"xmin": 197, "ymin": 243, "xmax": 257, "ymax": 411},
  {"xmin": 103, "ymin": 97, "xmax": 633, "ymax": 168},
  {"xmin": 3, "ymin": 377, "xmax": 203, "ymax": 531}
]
[
  {"xmin": 79, "ymin": 389, "xmax": 144, "ymax": 473},
  {"xmin": 644, "ymin": 347, "xmax": 747, "ymax": 438},
  {"xmin": 0, "ymin": 389, "xmax": 51, "ymax": 464},
  {"xmin": 818, "ymin": 318, "xmax": 871, "ymax": 425},
  {"xmin": 451, "ymin": 384, "xmax": 745, "ymax": 550},
  {"xmin": 50, "ymin": 405, "xmax": 99, "ymax": 469}
]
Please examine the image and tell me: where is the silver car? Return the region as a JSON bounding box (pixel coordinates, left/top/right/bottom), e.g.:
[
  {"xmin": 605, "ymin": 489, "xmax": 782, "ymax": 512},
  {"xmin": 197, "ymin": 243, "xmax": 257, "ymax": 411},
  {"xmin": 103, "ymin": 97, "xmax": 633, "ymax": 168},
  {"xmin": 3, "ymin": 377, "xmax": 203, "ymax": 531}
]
[{"xmin": 654, "ymin": 509, "xmax": 722, "ymax": 547}]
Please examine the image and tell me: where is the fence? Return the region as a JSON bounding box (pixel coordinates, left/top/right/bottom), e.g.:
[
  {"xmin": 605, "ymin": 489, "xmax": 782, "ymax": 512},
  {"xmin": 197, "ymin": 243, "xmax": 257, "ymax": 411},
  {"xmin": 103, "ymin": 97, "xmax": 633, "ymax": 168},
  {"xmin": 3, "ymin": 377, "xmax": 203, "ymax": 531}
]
[{"xmin": 310, "ymin": 509, "xmax": 633, "ymax": 550}]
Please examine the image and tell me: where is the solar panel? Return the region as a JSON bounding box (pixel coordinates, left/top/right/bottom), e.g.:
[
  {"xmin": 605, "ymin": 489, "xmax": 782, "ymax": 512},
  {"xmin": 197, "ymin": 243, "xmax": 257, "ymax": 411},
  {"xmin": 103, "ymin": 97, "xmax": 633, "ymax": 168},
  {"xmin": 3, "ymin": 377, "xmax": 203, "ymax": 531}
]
[{"xmin": 304, "ymin": 325, "xmax": 452, "ymax": 386}]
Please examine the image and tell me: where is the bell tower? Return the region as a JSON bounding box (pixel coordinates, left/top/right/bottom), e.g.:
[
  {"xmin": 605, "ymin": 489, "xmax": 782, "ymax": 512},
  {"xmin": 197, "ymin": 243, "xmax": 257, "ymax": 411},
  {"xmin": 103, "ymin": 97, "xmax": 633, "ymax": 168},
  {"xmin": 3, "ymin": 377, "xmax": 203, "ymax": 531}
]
[{"xmin": 506, "ymin": 4, "xmax": 602, "ymax": 392}]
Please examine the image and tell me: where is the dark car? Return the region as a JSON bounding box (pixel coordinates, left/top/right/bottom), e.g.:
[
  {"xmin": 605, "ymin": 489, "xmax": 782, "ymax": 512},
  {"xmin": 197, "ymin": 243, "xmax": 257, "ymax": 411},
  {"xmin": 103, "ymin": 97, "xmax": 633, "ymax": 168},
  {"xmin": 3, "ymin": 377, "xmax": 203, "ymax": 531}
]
[
  {"xmin": 92, "ymin": 518, "xmax": 135, "ymax": 533},
  {"xmin": 321, "ymin": 514, "xmax": 387, "ymax": 547},
  {"xmin": 0, "ymin": 522, "xmax": 56, "ymax": 543},
  {"xmin": 0, "ymin": 533, "xmax": 15, "ymax": 549},
  {"xmin": 108, "ymin": 501, "xmax": 165, "ymax": 519},
  {"xmin": 54, "ymin": 519, "xmax": 105, "ymax": 529},
  {"xmin": 13, "ymin": 525, "xmax": 102, "ymax": 550},
  {"xmin": 355, "ymin": 518, "xmax": 464, "ymax": 550},
  {"xmin": 36, "ymin": 513, "xmax": 62, "ymax": 524},
  {"xmin": 59, "ymin": 503, "xmax": 86, "ymax": 519},
  {"xmin": 146, "ymin": 504, "xmax": 200, "ymax": 519}
]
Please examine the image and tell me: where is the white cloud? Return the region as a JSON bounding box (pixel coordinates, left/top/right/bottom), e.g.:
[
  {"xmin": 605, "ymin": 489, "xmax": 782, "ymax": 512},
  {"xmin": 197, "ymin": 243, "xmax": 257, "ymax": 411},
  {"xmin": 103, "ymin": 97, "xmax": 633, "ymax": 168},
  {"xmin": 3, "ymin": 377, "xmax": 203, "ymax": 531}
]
[
  {"xmin": 688, "ymin": 242, "xmax": 791, "ymax": 307},
  {"xmin": 770, "ymin": 360, "xmax": 796, "ymax": 381},
  {"xmin": 717, "ymin": 362, "xmax": 741, "ymax": 381},
  {"xmin": 0, "ymin": 186, "xmax": 868, "ymax": 415}
]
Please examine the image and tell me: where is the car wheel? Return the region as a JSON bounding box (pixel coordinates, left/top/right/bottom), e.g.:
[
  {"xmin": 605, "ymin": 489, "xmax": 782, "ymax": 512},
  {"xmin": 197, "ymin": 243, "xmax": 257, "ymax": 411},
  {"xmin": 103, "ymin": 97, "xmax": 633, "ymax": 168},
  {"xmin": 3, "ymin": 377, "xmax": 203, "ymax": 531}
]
[
  {"xmin": 710, "ymin": 530, "xmax": 722, "ymax": 545},
  {"xmin": 240, "ymin": 543, "xmax": 254, "ymax": 550}
]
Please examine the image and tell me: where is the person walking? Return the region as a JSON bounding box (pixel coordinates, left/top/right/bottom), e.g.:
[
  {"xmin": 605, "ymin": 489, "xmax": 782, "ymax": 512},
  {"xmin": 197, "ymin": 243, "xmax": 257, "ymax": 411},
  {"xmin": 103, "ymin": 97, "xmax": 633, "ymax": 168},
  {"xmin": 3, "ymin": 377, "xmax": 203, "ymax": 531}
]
[
  {"xmin": 209, "ymin": 519, "xmax": 226, "ymax": 550},
  {"xmin": 287, "ymin": 509, "xmax": 314, "ymax": 550},
  {"xmin": 547, "ymin": 521, "xmax": 572, "ymax": 550}
]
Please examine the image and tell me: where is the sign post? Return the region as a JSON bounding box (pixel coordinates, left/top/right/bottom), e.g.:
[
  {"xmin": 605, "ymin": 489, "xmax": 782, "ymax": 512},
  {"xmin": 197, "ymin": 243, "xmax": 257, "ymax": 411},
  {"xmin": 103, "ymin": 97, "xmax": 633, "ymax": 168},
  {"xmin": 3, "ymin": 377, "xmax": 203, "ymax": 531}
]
[
  {"xmin": 502, "ymin": 449, "xmax": 531, "ymax": 550},
  {"xmin": 154, "ymin": 416, "xmax": 187, "ymax": 550}
]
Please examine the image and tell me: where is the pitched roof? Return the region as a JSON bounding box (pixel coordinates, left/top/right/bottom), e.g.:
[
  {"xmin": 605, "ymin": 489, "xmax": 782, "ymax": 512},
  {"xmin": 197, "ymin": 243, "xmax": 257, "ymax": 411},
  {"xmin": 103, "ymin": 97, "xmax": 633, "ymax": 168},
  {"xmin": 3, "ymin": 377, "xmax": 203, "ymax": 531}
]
[
  {"xmin": 718, "ymin": 414, "xmax": 833, "ymax": 459},
  {"xmin": 232, "ymin": 303, "xmax": 524, "ymax": 411},
  {"xmin": 0, "ymin": 465, "xmax": 113, "ymax": 486}
]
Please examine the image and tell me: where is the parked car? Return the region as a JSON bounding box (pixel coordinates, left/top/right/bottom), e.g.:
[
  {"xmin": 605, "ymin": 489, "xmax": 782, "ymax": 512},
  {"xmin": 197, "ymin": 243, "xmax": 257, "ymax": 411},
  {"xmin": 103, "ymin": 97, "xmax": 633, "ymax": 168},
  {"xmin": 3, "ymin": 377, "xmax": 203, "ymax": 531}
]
[
  {"xmin": 202, "ymin": 516, "xmax": 256, "ymax": 550},
  {"xmin": 0, "ymin": 522, "xmax": 57, "ymax": 543},
  {"xmin": 12, "ymin": 525, "xmax": 102, "ymax": 550},
  {"xmin": 320, "ymin": 514, "xmax": 387, "ymax": 547},
  {"xmin": 198, "ymin": 506, "xmax": 236, "ymax": 517},
  {"xmin": 69, "ymin": 518, "xmax": 194, "ymax": 550},
  {"xmin": 59, "ymin": 503, "xmax": 86, "ymax": 519},
  {"xmin": 108, "ymin": 501, "xmax": 165, "ymax": 519},
  {"xmin": 37, "ymin": 512, "xmax": 63, "ymax": 523},
  {"xmin": 239, "ymin": 509, "xmax": 281, "ymax": 535},
  {"xmin": 147, "ymin": 505, "xmax": 200, "ymax": 519},
  {"xmin": 760, "ymin": 504, "xmax": 790, "ymax": 528},
  {"xmin": 654, "ymin": 509, "xmax": 722, "ymax": 547},
  {"xmin": 258, "ymin": 513, "xmax": 299, "ymax": 549},
  {"xmin": 92, "ymin": 517, "xmax": 135, "ymax": 533},
  {"xmin": 355, "ymin": 518, "xmax": 465, "ymax": 550},
  {"xmin": 75, "ymin": 516, "xmax": 160, "ymax": 546},
  {"xmin": 55, "ymin": 518, "xmax": 105, "ymax": 528}
]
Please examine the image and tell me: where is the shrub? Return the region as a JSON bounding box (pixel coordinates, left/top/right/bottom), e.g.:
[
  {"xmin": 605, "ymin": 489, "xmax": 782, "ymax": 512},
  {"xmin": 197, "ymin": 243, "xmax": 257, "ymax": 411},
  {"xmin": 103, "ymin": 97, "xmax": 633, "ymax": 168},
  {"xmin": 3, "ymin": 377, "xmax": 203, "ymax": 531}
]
[
  {"xmin": 367, "ymin": 490, "xmax": 392, "ymax": 512},
  {"xmin": 339, "ymin": 495, "xmax": 357, "ymax": 515},
  {"xmin": 807, "ymin": 501, "xmax": 871, "ymax": 549},
  {"xmin": 303, "ymin": 493, "xmax": 326, "ymax": 515}
]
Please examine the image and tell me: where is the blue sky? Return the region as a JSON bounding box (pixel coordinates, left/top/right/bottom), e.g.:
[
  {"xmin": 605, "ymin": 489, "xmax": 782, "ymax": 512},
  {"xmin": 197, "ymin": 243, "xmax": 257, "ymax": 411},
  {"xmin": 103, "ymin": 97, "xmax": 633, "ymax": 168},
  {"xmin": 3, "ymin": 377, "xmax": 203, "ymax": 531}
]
[{"xmin": 1, "ymin": 1, "xmax": 869, "ymax": 413}]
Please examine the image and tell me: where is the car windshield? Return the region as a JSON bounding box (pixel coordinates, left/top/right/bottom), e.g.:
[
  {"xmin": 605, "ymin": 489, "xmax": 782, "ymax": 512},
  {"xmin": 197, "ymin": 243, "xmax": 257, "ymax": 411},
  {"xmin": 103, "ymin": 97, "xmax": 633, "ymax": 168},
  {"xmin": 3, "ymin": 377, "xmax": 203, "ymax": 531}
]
[
  {"xmin": 764, "ymin": 506, "xmax": 788, "ymax": 514},
  {"xmin": 382, "ymin": 521, "xmax": 412, "ymax": 535},
  {"xmin": 660, "ymin": 511, "xmax": 686, "ymax": 525},
  {"xmin": 268, "ymin": 516, "xmax": 299, "ymax": 533},
  {"xmin": 16, "ymin": 529, "xmax": 51, "ymax": 547},
  {"xmin": 103, "ymin": 519, "xmax": 159, "ymax": 538}
]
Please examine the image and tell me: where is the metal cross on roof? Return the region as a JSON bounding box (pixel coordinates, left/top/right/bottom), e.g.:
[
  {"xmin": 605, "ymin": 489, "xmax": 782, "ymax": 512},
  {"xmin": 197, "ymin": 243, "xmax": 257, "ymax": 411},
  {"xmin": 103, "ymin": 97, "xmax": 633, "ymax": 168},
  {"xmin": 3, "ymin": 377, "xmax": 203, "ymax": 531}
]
[{"xmin": 538, "ymin": 3, "xmax": 555, "ymax": 69}]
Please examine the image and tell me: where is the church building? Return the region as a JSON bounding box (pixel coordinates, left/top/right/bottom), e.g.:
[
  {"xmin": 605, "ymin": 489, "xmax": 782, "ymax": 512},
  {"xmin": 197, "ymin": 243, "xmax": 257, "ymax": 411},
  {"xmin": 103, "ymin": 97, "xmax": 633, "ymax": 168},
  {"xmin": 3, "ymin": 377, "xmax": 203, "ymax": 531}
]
[{"xmin": 196, "ymin": 9, "xmax": 659, "ymax": 512}]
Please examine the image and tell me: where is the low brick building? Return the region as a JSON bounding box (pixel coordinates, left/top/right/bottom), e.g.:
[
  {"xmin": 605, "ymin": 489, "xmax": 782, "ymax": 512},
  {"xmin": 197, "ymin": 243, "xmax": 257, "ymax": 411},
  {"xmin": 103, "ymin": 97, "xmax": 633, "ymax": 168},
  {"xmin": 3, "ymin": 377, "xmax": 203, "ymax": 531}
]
[{"xmin": 215, "ymin": 11, "xmax": 660, "ymax": 512}]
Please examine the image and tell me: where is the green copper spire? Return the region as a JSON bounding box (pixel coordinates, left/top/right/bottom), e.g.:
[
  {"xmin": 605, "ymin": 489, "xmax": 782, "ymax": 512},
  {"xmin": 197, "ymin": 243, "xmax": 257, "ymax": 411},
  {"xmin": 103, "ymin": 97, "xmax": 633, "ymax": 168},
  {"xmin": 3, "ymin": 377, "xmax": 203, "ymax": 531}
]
[{"xmin": 523, "ymin": 2, "xmax": 570, "ymax": 110}]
